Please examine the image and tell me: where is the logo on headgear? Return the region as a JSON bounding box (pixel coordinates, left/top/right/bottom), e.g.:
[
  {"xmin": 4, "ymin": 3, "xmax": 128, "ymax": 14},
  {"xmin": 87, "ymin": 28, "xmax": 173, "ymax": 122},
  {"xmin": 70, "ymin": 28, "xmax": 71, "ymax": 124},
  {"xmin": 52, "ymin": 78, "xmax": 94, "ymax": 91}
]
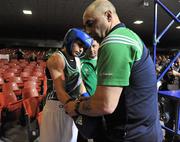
[{"xmin": 86, "ymin": 38, "xmax": 93, "ymax": 46}]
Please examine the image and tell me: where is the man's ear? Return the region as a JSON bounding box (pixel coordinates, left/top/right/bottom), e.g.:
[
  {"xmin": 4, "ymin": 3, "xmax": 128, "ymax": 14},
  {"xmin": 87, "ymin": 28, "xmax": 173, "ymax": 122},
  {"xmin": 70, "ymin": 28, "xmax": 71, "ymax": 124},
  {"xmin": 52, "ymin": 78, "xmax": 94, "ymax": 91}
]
[{"xmin": 105, "ymin": 10, "xmax": 112, "ymax": 22}]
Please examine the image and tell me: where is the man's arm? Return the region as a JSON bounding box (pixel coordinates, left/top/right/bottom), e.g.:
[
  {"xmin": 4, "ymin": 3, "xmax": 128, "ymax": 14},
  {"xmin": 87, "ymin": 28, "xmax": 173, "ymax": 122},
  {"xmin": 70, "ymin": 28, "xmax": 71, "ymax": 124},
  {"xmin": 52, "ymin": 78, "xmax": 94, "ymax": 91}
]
[
  {"xmin": 47, "ymin": 53, "xmax": 71, "ymax": 104},
  {"xmin": 64, "ymin": 86, "xmax": 123, "ymax": 116}
]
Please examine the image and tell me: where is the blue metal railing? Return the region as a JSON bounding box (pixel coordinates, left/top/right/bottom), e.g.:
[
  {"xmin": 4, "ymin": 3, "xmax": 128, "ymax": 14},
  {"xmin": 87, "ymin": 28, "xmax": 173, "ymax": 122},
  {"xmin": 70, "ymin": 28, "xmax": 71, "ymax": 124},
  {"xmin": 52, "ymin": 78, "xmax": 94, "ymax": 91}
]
[
  {"xmin": 153, "ymin": 0, "xmax": 180, "ymax": 138},
  {"xmin": 153, "ymin": 0, "xmax": 180, "ymax": 65},
  {"xmin": 157, "ymin": 52, "xmax": 180, "ymax": 82}
]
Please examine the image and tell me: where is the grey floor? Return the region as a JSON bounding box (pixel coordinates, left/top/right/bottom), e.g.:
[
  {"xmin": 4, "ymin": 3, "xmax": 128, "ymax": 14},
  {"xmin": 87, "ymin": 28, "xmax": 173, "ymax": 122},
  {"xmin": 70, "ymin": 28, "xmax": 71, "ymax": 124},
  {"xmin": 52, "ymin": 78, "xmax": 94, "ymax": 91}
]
[{"xmin": 0, "ymin": 121, "xmax": 39, "ymax": 142}]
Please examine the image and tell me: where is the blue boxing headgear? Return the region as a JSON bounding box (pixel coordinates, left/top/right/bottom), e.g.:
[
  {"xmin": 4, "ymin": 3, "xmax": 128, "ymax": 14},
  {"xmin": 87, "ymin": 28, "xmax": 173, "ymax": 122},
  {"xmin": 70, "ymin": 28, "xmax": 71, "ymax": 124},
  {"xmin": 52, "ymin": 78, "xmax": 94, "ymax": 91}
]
[{"xmin": 63, "ymin": 28, "xmax": 93, "ymax": 55}]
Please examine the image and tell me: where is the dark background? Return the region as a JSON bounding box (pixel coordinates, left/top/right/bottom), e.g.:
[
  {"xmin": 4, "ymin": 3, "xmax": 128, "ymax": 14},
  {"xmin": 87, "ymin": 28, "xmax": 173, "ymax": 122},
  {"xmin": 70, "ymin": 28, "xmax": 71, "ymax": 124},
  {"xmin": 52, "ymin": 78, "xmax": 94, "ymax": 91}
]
[{"xmin": 0, "ymin": 0, "xmax": 179, "ymax": 50}]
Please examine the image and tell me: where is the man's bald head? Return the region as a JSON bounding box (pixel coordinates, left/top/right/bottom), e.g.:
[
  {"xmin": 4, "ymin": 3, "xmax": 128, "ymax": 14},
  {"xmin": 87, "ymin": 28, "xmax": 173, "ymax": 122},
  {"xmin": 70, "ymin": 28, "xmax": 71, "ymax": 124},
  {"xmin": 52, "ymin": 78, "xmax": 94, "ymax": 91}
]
[
  {"xmin": 83, "ymin": 0, "xmax": 120, "ymax": 40},
  {"xmin": 83, "ymin": 0, "xmax": 116, "ymax": 18}
]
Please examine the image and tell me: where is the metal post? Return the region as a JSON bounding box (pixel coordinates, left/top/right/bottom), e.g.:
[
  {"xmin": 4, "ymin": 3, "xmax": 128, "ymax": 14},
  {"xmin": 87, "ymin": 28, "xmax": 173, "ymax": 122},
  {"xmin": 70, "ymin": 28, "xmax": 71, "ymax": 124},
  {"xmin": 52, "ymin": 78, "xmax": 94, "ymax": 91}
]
[
  {"xmin": 153, "ymin": 1, "xmax": 158, "ymax": 65},
  {"xmin": 156, "ymin": 0, "xmax": 180, "ymax": 23},
  {"xmin": 157, "ymin": 52, "xmax": 180, "ymax": 82},
  {"xmin": 175, "ymin": 102, "xmax": 180, "ymax": 135},
  {"xmin": 157, "ymin": 12, "xmax": 180, "ymax": 42},
  {"xmin": 154, "ymin": 0, "xmax": 180, "ymax": 138}
]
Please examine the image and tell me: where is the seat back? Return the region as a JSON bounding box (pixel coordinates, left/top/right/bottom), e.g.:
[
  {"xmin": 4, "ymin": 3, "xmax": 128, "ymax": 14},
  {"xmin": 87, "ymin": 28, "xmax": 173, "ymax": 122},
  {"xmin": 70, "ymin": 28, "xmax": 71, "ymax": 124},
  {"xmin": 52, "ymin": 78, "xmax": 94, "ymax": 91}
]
[
  {"xmin": 22, "ymin": 87, "xmax": 39, "ymax": 99},
  {"xmin": 23, "ymin": 97, "xmax": 40, "ymax": 118},
  {"xmin": 0, "ymin": 92, "xmax": 17, "ymax": 107}
]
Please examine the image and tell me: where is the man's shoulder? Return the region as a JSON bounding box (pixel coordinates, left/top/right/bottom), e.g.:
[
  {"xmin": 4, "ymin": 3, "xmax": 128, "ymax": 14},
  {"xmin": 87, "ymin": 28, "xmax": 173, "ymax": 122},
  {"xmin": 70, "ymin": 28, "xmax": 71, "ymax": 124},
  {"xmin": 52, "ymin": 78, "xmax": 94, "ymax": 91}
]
[
  {"xmin": 47, "ymin": 51, "xmax": 65, "ymax": 68},
  {"xmin": 81, "ymin": 58, "xmax": 96, "ymax": 65},
  {"xmin": 101, "ymin": 27, "xmax": 143, "ymax": 61},
  {"xmin": 108, "ymin": 27, "xmax": 141, "ymax": 42}
]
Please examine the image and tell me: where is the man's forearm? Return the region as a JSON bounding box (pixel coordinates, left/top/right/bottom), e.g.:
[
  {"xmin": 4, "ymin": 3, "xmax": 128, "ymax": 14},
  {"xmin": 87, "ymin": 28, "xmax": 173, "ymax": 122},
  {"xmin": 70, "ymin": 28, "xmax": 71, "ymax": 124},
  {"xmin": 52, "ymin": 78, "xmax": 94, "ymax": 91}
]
[
  {"xmin": 53, "ymin": 77, "xmax": 71, "ymax": 104},
  {"xmin": 78, "ymin": 97, "xmax": 107, "ymax": 116},
  {"xmin": 65, "ymin": 86, "xmax": 122, "ymax": 117}
]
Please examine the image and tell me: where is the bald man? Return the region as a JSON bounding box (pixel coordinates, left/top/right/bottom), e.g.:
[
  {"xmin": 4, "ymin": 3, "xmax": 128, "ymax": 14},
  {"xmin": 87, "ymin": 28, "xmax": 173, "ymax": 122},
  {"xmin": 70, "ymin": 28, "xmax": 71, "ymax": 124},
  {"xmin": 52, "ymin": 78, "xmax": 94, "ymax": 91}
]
[{"xmin": 65, "ymin": 1, "xmax": 163, "ymax": 142}]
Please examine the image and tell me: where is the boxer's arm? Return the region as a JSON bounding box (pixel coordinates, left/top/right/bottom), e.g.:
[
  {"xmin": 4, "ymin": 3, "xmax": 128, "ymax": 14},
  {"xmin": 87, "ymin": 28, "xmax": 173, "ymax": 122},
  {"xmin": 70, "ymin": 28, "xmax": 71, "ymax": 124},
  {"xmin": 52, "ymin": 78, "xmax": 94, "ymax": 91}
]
[{"xmin": 47, "ymin": 53, "xmax": 70, "ymax": 104}]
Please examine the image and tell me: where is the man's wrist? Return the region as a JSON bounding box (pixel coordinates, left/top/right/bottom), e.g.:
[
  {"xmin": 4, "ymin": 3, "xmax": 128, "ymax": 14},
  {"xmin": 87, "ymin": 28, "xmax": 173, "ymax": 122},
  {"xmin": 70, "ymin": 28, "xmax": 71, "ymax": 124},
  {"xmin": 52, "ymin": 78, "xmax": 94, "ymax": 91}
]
[{"xmin": 64, "ymin": 98, "xmax": 74, "ymax": 105}]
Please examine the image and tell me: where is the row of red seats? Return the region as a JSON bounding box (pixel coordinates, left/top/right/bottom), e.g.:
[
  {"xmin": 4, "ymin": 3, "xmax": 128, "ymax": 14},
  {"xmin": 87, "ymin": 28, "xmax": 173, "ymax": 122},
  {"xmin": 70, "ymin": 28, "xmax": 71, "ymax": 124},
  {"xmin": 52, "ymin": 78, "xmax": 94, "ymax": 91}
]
[
  {"xmin": 0, "ymin": 59, "xmax": 47, "ymax": 141},
  {"xmin": 0, "ymin": 48, "xmax": 46, "ymax": 60}
]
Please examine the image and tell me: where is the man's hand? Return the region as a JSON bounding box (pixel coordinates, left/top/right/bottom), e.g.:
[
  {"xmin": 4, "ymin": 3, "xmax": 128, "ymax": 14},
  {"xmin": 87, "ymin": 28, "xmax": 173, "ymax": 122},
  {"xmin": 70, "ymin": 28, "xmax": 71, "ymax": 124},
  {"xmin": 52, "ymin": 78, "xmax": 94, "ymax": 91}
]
[{"xmin": 64, "ymin": 100, "xmax": 78, "ymax": 117}]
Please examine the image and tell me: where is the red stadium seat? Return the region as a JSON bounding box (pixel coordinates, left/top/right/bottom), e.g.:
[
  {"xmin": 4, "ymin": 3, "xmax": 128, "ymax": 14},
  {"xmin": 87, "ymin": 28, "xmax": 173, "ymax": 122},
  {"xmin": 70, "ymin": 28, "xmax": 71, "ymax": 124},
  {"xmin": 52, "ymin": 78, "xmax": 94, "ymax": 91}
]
[
  {"xmin": 0, "ymin": 92, "xmax": 22, "ymax": 121},
  {"xmin": 2, "ymin": 82, "xmax": 21, "ymax": 97},
  {"xmin": 24, "ymin": 80, "xmax": 41, "ymax": 92},
  {"xmin": 20, "ymin": 71, "xmax": 31, "ymax": 81},
  {"xmin": 23, "ymin": 97, "xmax": 42, "ymax": 141},
  {"xmin": 22, "ymin": 87, "xmax": 39, "ymax": 99},
  {"xmin": 0, "ymin": 76, "xmax": 4, "ymax": 90},
  {"xmin": 0, "ymin": 92, "xmax": 17, "ymax": 107},
  {"xmin": 36, "ymin": 111, "xmax": 42, "ymax": 126},
  {"xmin": 3, "ymin": 72, "xmax": 15, "ymax": 81},
  {"xmin": 23, "ymin": 97, "xmax": 40, "ymax": 118},
  {"xmin": 9, "ymin": 76, "xmax": 23, "ymax": 88},
  {"xmin": 0, "ymin": 68, "xmax": 5, "ymax": 75},
  {"xmin": 27, "ymin": 76, "xmax": 38, "ymax": 82},
  {"xmin": 2, "ymin": 65, "xmax": 9, "ymax": 70},
  {"xmin": 32, "ymin": 71, "xmax": 44, "ymax": 81}
]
